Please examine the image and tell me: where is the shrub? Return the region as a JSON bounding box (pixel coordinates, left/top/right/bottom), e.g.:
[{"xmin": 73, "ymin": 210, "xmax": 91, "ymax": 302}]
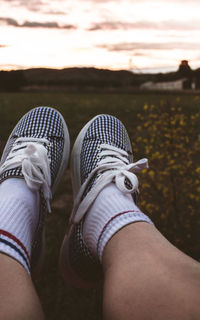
[{"xmin": 132, "ymin": 101, "xmax": 200, "ymax": 260}]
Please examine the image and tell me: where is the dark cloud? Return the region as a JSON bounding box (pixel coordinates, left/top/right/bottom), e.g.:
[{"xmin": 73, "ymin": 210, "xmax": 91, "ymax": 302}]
[
  {"xmin": 62, "ymin": 24, "xmax": 76, "ymax": 29},
  {"xmin": 88, "ymin": 20, "xmax": 200, "ymax": 31},
  {"xmin": 0, "ymin": 17, "xmax": 76, "ymax": 29},
  {"xmin": 22, "ymin": 21, "xmax": 76, "ymax": 29},
  {"xmin": 0, "ymin": 17, "xmax": 19, "ymax": 27},
  {"xmin": 88, "ymin": 22, "xmax": 124, "ymax": 31},
  {"xmin": 98, "ymin": 42, "xmax": 200, "ymax": 51},
  {"xmin": 88, "ymin": 21, "xmax": 155, "ymax": 31},
  {"xmin": 22, "ymin": 21, "xmax": 59, "ymax": 28}
]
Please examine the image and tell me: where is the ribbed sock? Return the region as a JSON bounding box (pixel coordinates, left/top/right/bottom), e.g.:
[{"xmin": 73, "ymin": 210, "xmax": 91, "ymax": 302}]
[
  {"xmin": 0, "ymin": 178, "xmax": 40, "ymax": 273},
  {"xmin": 83, "ymin": 183, "xmax": 153, "ymax": 262}
]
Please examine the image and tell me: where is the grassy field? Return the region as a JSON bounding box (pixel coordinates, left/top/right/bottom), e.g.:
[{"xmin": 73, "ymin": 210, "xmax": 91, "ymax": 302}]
[{"xmin": 0, "ymin": 91, "xmax": 199, "ymax": 320}]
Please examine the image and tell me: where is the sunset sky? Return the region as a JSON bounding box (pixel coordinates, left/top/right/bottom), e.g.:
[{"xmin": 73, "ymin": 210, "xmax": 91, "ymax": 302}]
[{"xmin": 0, "ymin": 0, "xmax": 200, "ymax": 72}]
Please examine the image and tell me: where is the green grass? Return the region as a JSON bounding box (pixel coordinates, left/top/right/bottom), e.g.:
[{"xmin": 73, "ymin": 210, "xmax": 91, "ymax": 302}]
[{"xmin": 0, "ymin": 91, "xmax": 200, "ymax": 320}]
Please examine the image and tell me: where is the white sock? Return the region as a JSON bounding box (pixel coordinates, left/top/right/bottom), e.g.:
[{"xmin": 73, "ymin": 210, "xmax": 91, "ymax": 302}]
[
  {"xmin": 0, "ymin": 178, "xmax": 40, "ymax": 273},
  {"xmin": 83, "ymin": 183, "xmax": 153, "ymax": 262}
]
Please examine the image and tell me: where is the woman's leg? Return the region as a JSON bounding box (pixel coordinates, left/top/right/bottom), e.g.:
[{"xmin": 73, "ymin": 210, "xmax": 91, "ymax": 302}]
[
  {"xmin": 0, "ymin": 254, "xmax": 44, "ymax": 320},
  {"xmin": 103, "ymin": 222, "xmax": 200, "ymax": 320}
]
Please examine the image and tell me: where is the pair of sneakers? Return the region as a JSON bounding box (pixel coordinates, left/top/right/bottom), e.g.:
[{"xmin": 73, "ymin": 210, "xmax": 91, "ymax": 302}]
[{"xmin": 0, "ymin": 107, "xmax": 148, "ymax": 288}]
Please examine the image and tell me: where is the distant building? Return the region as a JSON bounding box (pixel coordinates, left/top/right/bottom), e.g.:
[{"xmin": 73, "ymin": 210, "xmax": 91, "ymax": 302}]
[
  {"xmin": 139, "ymin": 60, "xmax": 200, "ymax": 90},
  {"xmin": 140, "ymin": 78, "xmax": 194, "ymax": 91}
]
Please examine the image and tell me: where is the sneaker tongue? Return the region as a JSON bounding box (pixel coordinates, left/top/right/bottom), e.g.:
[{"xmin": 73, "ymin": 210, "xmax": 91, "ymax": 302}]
[
  {"xmin": 14, "ymin": 123, "xmax": 64, "ymax": 138},
  {"xmin": 0, "ymin": 140, "xmax": 52, "ymax": 213}
]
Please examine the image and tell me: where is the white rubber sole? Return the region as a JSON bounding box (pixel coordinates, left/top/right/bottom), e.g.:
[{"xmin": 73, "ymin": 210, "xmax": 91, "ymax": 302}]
[{"xmin": 70, "ymin": 114, "xmax": 102, "ymax": 199}]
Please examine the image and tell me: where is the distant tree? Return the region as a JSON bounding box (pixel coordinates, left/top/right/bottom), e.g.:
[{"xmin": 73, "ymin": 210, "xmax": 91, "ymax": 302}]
[
  {"xmin": 0, "ymin": 71, "xmax": 26, "ymax": 91},
  {"xmin": 178, "ymin": 60, "xmax": 192, "ymax": 77}
]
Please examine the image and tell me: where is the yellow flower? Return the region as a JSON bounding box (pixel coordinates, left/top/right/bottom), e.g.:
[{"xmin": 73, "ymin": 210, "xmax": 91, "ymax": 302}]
[
  {"xmin": 169, "ymin": 159, "xmax": 175, "ymax": 165},
  {"xmin": 148, "ymin": 170, "xmax": 155, "ymax": 178},
  {"xmin": 179, "ymin": 119, "xmax": 185, "ymax": 126}
]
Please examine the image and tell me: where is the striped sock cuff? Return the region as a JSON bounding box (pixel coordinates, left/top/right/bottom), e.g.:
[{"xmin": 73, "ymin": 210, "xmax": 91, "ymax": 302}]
[
  {"xmin": 97, "ymin": 210, "xmax": 153, "ymax": 261},
  {"xmin": 0, "ymin": 230, "xmax": 31, "ymax": 273}
]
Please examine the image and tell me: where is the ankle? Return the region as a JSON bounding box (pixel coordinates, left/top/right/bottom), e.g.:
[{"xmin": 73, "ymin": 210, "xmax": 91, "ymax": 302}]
[
  {"xmin": 0, "ymin": 178, "xmax": 40, "ymax": 273},
  {"xmin": 83, "ymin": 183, "xmax": 153, "ymax": 261}
]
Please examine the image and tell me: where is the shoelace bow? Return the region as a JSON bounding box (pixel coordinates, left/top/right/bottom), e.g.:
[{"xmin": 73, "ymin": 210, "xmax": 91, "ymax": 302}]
[
  {"xmin": 0, "ymin": 137, "xmax": 52, "ymax": 212},
  {"xmin": 71, "ymin": 143, "xmax": 148, "ymax": 224}
]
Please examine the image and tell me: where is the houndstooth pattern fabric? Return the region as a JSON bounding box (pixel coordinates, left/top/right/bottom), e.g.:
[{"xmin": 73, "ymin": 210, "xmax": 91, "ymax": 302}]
[
  {"xmin": 80, "ymin": 115, "xmax": 133, "ymax": 185},
  {"xmin": 0, "ymin": 107, "xmax": 64, "ymax": 186},
  {"xmin": 0, "ymin": 106, "xmax": 65, "ymax": 271},
  {"xmin": 69, "ymin": 115, "xmax": 135, "ymax": 284}
]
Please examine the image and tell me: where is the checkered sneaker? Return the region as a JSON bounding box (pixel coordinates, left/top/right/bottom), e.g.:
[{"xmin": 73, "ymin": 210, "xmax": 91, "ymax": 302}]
[
  {"xmin": 60, "ymin": 114, "xmax": 148, "ymax": 288},
  {"xmin": 0, "ymin": 106, "xmax": 70, "ymax": 273}
]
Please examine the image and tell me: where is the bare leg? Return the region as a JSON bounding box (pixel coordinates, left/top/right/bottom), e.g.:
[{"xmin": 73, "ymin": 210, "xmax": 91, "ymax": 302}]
[
  {"xmin": 0, "ymin": 254, "xmax": 44, "ymax": 320},
  {"xmin": 103, "ymin": 222, "xmax": 200, "ymax": 320}
]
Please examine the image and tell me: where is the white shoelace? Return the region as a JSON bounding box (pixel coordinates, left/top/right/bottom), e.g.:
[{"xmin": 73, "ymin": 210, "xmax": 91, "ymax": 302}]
[
  {"xmin": 0, "ymin": 137, "xmax": 52, "ymax": 212},
  {"xmin": 71, "ymin": 143, "xmax": 148, "ymax": 224}
]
